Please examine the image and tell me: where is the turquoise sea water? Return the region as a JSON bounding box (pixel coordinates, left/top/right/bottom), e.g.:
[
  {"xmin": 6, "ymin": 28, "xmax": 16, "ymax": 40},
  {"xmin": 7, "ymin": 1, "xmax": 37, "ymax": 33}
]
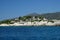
[{"xmin": 0, "ymin": 26, "xmax": 60, "ymax": 40}]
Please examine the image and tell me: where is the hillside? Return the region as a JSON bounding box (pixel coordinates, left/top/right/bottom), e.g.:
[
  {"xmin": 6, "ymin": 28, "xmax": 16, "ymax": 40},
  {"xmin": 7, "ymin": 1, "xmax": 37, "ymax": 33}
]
[
  {"xmin": 27, "ymin": 12, "xmax": 60, "ymax": 20},
  {"xmin": 0, "ymin": 12, "xmax": 60, "ymax": 25},
  {"xmin": 41, "ymin": 12, "xmax": 60, "ymax": 20}
]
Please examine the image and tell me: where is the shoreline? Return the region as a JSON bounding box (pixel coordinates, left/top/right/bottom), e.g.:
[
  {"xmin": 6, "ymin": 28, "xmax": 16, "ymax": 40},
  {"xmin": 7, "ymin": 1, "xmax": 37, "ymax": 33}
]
[
  {"xmin": 0, "ymin": 22, "xmax": 60, "ymax": 26},
  {"xmin": 0, "ymin": 25, "xmax": 59, "ymax": 26}
]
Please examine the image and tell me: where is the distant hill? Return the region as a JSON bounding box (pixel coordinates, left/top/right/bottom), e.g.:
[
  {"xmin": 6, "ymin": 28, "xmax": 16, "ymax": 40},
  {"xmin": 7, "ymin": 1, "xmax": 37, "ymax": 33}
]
[
  {"xmin": 26, "ymin": 13, "xmax": 40, "ymax": 16},
  {"xmin": 27, "ymin": 12, "xmax": 60, "ymax": 20},
  {"xmin": 41, "ymin": 12, "xmax": 60, "ymax": 20}
]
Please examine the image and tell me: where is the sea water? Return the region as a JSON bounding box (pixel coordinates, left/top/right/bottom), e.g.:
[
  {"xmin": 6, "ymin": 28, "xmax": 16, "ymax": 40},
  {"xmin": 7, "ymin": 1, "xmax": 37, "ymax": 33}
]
[{"xmin": 0, "ymin": 26, "xmax": 60, "ymax": 40}]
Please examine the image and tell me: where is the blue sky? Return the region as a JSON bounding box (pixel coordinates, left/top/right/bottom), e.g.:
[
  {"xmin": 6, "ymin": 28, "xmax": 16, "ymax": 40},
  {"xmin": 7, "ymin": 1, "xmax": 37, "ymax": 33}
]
[{"xmin": 0, "ymin": 0, "xmax": 60, "ymax": 20}]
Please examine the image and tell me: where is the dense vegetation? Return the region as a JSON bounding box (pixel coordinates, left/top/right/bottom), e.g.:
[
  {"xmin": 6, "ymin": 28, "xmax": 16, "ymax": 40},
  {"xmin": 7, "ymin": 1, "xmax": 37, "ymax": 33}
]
[{"xmin": 0, "ymin": 16, "xmax": 44, "ymax": 24}]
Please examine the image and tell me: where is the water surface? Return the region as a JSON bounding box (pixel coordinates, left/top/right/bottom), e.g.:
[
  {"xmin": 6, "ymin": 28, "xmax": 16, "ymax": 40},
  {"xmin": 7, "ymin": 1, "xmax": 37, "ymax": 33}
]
[{"xmin": 0, "ymin": 26, "xmax": 60, "ymax": 40}]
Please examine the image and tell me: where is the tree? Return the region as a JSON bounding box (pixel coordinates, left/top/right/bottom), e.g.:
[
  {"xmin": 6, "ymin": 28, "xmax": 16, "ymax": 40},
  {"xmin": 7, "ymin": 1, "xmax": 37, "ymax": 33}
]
[
  {"xmin": 19, "ymin": 16, "xmax": 22, "ymax": 20},
  {"xmin": 39, "ymin": 16, "xmax": 44, "ymax": 20}
]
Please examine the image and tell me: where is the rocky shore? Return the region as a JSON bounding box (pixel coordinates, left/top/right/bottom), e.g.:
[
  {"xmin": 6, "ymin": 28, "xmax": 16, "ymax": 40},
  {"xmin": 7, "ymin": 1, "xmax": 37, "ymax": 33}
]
[{"xmin": 0, "ymin": 20, "xmax": 60, "ymax": 26}]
